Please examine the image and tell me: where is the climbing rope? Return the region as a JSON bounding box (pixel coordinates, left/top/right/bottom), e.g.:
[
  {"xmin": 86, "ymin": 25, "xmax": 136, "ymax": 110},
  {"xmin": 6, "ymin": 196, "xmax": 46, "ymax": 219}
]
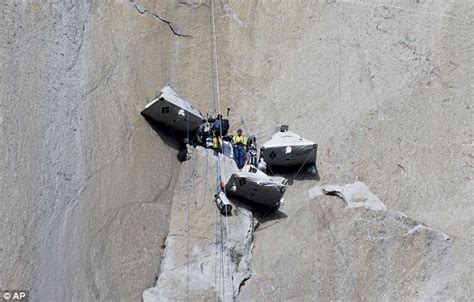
[
  {"xmin": 290, "ymin": 147, "xmax": 317, "ymax": 182},
  {"xmin": 185, "ymin": 100, "xmax": 191, "ymax": 302},
  {"xmin": 196, "ymin": 150, "xmax": 210, "ymax": 210},
  {"xmin": 214, "ymin": 192, "xmax": 219, "ymax": 300},
  {"xmin": 208, "ymin": 0, "xmax": 234, "ymax": 299},
  {"xmin": 209, "ymin": 0, "xmax": 221, "ymax": 115},
  {"xmin": 253, "ymin": 125, "xmax": 279, "ymax": 140},
  {"xmin": 252, "ymin": 205, "xmax": 276, "ymax": 231}
]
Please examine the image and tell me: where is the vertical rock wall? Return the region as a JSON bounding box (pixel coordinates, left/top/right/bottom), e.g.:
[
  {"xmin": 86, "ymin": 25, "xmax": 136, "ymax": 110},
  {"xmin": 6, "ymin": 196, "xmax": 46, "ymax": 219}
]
[
  {"xmin": 1, "ymin": 1, "xmax": 214, "ymax": 300},
  {"xmin": 214, "ymin": 0, "xmax": 473, "ymax": 238},
  {"xmin": 1, "ymin": 0, "xmax": 472, "ymax": 301},
  {"xmin": 144, "ymin": 148, "xmax": 254, "ymax": 301}
]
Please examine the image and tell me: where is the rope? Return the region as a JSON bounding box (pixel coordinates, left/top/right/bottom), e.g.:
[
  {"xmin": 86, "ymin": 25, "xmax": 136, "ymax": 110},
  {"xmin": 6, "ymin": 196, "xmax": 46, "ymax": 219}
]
[
  {"xmin": 208, "ymin": 0, "xmax": 244, "ymax": 298},
  {"xmin": 290, "ymin": 147, "xmax": 317, "ymax": 182},
  {"xmin": 186, "ymin": 156, "xmax": 191, "ymax": 301},
  {"xmin": 185, "ymin": 99, "xmax": 191, "ymax": 302},
  {"xmin": 216, "ymin": 122, "xmax": 233, "ymax": 298},
  {"xmin": 209, "ymin": 0, "xmax": 235, "ymax": 298},
  {"xmin": 266, "ymin": 158, "xmax": 275, "ymax": 176},
  {"xmin": 214, "ymin": 191, "xmax": 219, "ymax": 301},
  {"xmin": 196, "ymin": 149, "xmax": 209, "ymax": 210},
  {"xmin": 209, "ymin": 0, "xmax": 221, "ymax": 114},
  {"xmin": 253, "ymin": 206, "xmax": 276, "ymax": 231},
  {"xmin": 253, "ymin": 126, "xmax": 279, "ymax": 140},
  {"xmin": 215, "ymin": 154, "xmax": 234, "ymax": 301},
  {"xmin": 208, "ymin": 0, "xmax": 219, "ymax": 291},
  {"xmin": 220, "ymin": 207, "xmax": 225, "ymax": 300}
]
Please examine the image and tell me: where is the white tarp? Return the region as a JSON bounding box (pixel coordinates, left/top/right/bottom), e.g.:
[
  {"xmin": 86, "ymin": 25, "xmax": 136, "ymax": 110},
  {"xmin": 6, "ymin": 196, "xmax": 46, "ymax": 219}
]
[
  {"xmin": 225, "ymin": 165, "xmax": 286, "ymax": 207},
  {"xmin": 260, "ymin": 130, "xmax": 317, "ymax": 166},
  {"xmin": 141, "ymin": 85, "xmax": 204, "ymax": 133}
]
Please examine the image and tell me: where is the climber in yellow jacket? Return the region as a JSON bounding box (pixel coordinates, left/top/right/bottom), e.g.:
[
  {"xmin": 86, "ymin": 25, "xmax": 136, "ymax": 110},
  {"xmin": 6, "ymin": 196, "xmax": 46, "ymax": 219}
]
[
  {"xmin": 232, "ymin": 128, "xmax": 247, "ymax": 146},
  {"xmin": 233, "ymin": 129, "xmax": 247, "ymax": 169}
]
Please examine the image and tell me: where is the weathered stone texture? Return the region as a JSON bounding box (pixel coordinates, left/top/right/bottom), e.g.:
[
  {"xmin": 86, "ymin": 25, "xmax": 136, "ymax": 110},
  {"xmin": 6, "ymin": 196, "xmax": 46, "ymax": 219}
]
[{"xmin": 1, "ymin": 0, "xmax": 472, "ymax": 301}]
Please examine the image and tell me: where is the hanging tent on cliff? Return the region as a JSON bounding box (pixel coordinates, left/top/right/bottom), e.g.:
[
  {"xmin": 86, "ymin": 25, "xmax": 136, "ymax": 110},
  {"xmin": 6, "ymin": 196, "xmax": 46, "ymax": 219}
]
[
  {"xmin": 260, "ymin": 125, "xmax": 318, "ymax": 175},
  {"xmin": 141, "ymin": 85, "xmax": 205, "ymax": 134},
  {"xmin": 225, "ymin": 165, "xmax": 287, "ymax": 208}
]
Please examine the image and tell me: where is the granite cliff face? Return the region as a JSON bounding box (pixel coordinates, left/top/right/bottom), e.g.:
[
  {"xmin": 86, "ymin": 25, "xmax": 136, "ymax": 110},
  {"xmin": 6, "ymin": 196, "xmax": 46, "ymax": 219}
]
[{"xmin": 1, "ymin": 1, "xmax": 472, "ymax": 301}]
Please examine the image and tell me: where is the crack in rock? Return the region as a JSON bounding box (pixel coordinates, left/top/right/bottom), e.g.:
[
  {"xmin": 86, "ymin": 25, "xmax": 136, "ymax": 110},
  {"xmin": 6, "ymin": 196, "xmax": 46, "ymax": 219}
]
[
  {"xmin": 128, "ymin": 0, "xmax": 192, "ymax": 38},
  {"xmin": 150, "ymin": 12, "xmax": 192, "ymax": 38}
]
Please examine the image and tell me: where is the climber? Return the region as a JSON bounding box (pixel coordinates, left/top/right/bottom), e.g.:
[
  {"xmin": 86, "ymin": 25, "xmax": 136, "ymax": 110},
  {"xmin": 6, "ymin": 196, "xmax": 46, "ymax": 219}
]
[
  {"xmin": 207, "ymin": 113, "xmax": 229, "ymax": 151},
  {"xmin": 195, "ymin": 121, "xmax": 212, "ymax": 148},
  {"xmin": 177, "ymin": 138, "xmax": 193, "ymax": 162},
  {"xmin": 247, "ymin": 135, "xmax": 257, "ymax": 167},
  {"xmin": 233, "ymin": 128, "xmax": 247, "ymax": 169},
  {"xmin": 206, "ymin": 114, "xmax": 220, "ymax": 150},
  {"xmin": 221, "ymin": 135, "xmax": 234, "ymax": 159},
  {"xmin": 208, "ymin": 113, "xmax": 230, "ymax": 136}
]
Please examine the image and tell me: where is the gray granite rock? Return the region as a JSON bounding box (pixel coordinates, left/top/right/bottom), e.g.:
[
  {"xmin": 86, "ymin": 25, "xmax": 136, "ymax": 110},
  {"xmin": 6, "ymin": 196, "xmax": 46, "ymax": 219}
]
[
  {"xmin": 1, "ymin": 1, "xmax": 213, "ymax": 300},
  {"xmin": 1, "ymin": 0, "xmax": 472, "ymax": 301},
  {"xmin": 144, "ymin": 147, "xmax": 254, "ymax": 301},
  {"xmin": 239, "ymin": 181, "xmax": 469, "ymax": 301}
]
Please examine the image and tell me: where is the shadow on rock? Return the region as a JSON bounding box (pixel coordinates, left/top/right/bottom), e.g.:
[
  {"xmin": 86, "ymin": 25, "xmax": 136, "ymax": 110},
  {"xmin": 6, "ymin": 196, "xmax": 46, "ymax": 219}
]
[
  {"xmin": 227, "ymin": 197, "xmax": 288, "ymax": 231},
  {"xmin": 253, "ymin": 209, "xmax": 288, "ymax": 232},
  {"xmin": 141, "ymin": 115, "xmax": 183, "ymax": 150},
  {"xmin": 268, "ymin": 165, "xmax": 320, "ymax": 185},
  {"xmin": 257, "ymin": 209, "xmax": 288, "ymax": 224}
]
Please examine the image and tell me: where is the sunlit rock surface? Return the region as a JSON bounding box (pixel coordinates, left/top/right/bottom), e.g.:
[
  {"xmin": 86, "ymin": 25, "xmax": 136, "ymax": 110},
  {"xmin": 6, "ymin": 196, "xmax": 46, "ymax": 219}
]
[
  {"xmin": 144, "ymin": 147, "xmax": 254, "ymax": 301},
  {"xmin": 239, "ymin": 182, "xmax": 470, "ymax": 301},
  {"xmin": 1, "ymin": 0, "xmax": 472, "ymax": 301}
]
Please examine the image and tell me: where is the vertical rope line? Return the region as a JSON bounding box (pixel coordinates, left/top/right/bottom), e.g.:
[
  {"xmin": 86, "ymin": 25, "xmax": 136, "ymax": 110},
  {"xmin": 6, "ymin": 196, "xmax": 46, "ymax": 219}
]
[
  {"xmin": 209, "ymin": 0, "xmax": 221, "ymax": 298},
  {"xmin": 220, "ymin": 213, "xmax": 226, "ymax": 301},
  {"xmin": 290, "ymin": 147, "xmax": 317, "ymax": 182},
  {"xmin": 214, "ymin": 188, "xmax": 219, "ymax": 301},
  {"xmin": 209, "ymin": 0, "xmax": 234, "ymax": 299},
  {"xmin": 185, "ymin": 104, "xmax": 191, "ymax": 302},
  {"xmin": 210, "ymin": 0, "xmax": 224, "ymax": 298},
  {"xmin": 219, "ymin": 153, "xmax": 233, "ymax": 299},
  {"xmin": 209, "ymin": 0, "xmax": 221, "ymax": 114},
  {"xmin": 197, "ymin": 150, "xmax": 209, "ymax": 210},
  {"xmin": 216, "ymin": 158, "xmax": 226, "ymax": 301},
  {"xmin": 217, "ymin": 151, "xmax": 233, "ymax": 301},
  {"xmin": 186, "ymin": 155, "xmax": 191, "ymax": 302}
]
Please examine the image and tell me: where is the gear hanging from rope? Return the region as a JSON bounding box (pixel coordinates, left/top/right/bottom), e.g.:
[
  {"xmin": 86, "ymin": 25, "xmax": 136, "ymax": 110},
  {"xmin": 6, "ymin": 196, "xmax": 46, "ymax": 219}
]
[{"xmin": 208, "ymin": 0, "xmax": 235, "ymax": 299}]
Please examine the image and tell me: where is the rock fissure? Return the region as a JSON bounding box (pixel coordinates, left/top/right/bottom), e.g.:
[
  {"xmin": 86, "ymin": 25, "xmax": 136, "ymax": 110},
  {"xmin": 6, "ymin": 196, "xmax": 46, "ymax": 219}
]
[
  {"xmin": 128, "ymin": 0, "xmax": 192, "ymax": 38},
  {"xmin": 150, "ymin": 12, "xmax": 192, "ymax": 38}
]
